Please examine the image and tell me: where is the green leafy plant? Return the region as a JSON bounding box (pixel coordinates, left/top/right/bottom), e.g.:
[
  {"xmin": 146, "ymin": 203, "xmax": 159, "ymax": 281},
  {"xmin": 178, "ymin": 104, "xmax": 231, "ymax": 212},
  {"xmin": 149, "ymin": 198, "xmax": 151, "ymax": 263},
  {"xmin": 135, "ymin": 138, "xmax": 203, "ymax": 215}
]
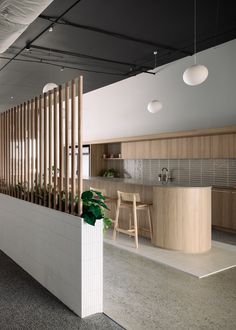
[
  {"xmin": 80, "ymin": 190, "xmax": 112, "ymax": 229},
  {"xmin": 101, "ymin": 168, "xmax": 120, "ymax": 178}
]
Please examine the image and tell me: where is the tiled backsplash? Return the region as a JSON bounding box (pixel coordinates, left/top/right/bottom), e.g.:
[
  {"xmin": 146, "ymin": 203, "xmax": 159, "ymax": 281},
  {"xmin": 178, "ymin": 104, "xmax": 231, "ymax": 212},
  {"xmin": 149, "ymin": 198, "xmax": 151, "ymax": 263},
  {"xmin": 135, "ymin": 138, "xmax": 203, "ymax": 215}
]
[{"xmin": 107, "ymin": 159, "xmax": 236, "ymax": 186}]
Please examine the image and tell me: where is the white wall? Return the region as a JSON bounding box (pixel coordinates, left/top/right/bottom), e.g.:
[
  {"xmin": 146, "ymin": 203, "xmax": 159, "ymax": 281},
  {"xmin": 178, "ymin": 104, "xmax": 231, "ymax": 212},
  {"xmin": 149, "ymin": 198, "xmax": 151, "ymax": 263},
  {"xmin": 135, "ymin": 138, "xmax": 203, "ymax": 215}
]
[
  {"xmin": 0, "ymin": 195, "xmax": 103, "ymax": 318},
  {"xmin": 83, "ymin": 39, "xmax": 236, "ymax": 141}
]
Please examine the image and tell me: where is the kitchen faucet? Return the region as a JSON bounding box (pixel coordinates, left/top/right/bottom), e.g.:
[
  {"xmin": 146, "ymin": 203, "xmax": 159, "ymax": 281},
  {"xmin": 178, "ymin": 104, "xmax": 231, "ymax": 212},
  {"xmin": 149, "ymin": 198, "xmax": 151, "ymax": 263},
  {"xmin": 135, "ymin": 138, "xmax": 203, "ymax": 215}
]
[{"xmin": 158, "ymin": 167, "xmax": 171, "ymax": 184}]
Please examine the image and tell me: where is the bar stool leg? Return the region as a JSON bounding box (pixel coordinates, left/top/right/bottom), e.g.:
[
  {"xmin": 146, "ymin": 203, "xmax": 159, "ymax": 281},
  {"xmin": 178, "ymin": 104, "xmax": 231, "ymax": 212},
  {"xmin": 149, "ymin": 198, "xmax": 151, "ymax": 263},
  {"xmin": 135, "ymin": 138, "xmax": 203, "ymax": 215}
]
[
  {"xmin": 147, "ymin": 206, "xmax": 152, "ymax": 241},
  {"xmin": 133, "ymin": 204, "xmax": 138, "ymax": 248},
  {"xmin": 112, "ymin": 199, "xmax": 120, "ymax": 241}
]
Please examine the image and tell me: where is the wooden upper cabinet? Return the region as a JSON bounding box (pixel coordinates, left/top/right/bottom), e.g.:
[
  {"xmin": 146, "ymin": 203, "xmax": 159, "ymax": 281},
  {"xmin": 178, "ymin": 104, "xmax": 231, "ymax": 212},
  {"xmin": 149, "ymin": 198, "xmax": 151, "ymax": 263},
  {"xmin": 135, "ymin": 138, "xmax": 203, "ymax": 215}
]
[
  {"xmin": 118, "ymin": 133, "xmax": 236, "ymax": 160},
  {"xmin": 167, "ymin": 136, "xmax": 211, "ymax": 159},
  {"xmin": 211, "ymin": 133, "xmax": 236, "ymax": 158},
  {"xmin": 135, "ymin": 141, "xmax": 151, "ymax": 159},
  {"xmin": 150, "ymin": 139, "xmax": 169, "ymax": 159},
  {"xmin": 122, "ymin": 141, "xmax": 151, "ymax": 159},
  {"xmin": 121, "ymin": 142, "xmax": 137, "ymax": 159}
]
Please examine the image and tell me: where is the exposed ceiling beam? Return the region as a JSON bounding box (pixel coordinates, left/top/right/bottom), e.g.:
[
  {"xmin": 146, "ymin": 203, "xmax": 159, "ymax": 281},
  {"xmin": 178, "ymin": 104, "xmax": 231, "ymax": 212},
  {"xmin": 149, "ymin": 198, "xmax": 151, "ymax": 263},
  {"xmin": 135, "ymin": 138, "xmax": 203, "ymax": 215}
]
[{"xmin": 39, "ymin": 14, "xmax": 192, "ymax": 56}]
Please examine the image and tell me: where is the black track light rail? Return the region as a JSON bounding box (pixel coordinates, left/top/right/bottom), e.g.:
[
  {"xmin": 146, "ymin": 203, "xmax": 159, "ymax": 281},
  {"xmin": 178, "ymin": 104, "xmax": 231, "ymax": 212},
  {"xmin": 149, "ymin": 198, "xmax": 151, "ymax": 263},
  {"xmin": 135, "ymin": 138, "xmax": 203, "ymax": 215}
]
[
  {"xmin": 39, "ymin": 14, "xmax": 191, "ymax": 56},
  {"xmin": 29, "ymin": 44, "xmax": 153, "ymax": 72},
  {"xmin": 0, "ymin": 55, "xmax": 125, "ymax": 76}
]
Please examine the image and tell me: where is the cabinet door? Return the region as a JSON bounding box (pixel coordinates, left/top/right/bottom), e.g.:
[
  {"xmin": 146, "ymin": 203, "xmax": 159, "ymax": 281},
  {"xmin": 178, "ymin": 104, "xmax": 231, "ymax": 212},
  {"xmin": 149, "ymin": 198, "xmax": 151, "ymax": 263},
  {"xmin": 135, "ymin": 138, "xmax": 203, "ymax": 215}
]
[
  {"xmin": 211, "ymin": 134, "xmax": 236, "ymax": 158},
  {"xmin": 167, "ymin": 138, "xmax": 179, "ymax": 159},
  {"xmin": 191, "ymin": 136, "xmax": 211, "ymax": 159},
  {"xmin": 150, "ymin": 139, "xmax": 168, "ymax": 159},
  {"xmin": 212, "ymin": 190, "xmax": 232, "ymax": 228},
  {"xmin": 121, "ymin": 142, "xmax": 136, "ymax": 159},
  {"xmin": 135, "ymin": 141, "xmax": 150, "ymax": 159},
  {"xmin": 176, "ymin": 136, "xmax": 211, "ymax": 159}
]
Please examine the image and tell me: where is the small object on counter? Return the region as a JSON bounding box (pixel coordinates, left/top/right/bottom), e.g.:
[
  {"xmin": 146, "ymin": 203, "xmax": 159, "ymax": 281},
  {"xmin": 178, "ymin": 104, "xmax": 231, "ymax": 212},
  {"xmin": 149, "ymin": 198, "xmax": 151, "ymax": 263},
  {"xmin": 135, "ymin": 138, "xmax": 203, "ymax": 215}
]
[
  {"xmin": 102, "ymin": 154, "xmax": 107, "ymax": 159},
  {"xmin": 101, "ymin": 168, "xmax": 120, "ymax": 178},
  {"xmin": 109, "ymin": 154, "xmax": 114, "ymax": 158},
  {"xmin": 118, "ymin": 153, "xmax": 122, "ymax": 158}
]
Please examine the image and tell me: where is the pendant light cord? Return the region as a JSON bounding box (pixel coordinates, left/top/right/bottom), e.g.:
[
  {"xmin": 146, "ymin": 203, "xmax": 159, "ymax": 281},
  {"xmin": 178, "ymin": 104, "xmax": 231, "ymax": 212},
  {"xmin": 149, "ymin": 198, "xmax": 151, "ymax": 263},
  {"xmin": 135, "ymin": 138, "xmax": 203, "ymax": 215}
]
[{"xmin": 194, "ymin": 0, "xmax": 197, "ymax": 64}]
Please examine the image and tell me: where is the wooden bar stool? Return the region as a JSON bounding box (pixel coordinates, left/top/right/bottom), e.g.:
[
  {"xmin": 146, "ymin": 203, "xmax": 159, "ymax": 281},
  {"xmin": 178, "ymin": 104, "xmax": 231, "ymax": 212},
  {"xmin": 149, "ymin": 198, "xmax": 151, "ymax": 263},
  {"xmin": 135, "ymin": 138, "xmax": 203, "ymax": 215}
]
[
  {"xmin": 112, "ymin": 190, "xmax": 152, "ymax": 248},
  {"xmin": 90, "ymin": 187, "xmax": 117, "ymax": 223}
]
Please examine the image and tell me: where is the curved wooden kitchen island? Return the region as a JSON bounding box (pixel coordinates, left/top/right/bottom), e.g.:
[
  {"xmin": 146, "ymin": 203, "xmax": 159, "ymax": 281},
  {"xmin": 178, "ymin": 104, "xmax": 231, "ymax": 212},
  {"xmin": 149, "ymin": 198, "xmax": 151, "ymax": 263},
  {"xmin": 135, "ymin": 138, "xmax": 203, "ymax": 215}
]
[{"xmin": 152, "ymin": 186, "xmax": 212, "ymax": 253}]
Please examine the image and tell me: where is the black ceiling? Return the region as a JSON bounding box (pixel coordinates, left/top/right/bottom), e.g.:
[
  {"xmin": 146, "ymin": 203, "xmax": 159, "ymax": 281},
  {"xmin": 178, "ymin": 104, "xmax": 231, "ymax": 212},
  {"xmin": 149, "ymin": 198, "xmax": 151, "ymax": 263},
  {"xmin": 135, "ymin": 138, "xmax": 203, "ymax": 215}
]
[{"xmin": 0, "ymin": 0, "xmax": 236, "ymax": 110}]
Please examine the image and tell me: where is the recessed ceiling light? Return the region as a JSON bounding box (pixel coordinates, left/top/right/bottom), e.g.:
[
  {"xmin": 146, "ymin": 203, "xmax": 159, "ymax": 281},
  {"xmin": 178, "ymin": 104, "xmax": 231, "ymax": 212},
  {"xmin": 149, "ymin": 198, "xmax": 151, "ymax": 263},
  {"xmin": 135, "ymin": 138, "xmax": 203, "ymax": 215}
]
[
  {"xmin": 10, "ymin": 96, "xmax": 14, "ymax": 99},
  {"xmin": 48, "ymin": 26, "xmax": 53, "ymax": 32},
  {"xmin": 60, "ymin": 66, "xmax": 64, "ymax": 72}
]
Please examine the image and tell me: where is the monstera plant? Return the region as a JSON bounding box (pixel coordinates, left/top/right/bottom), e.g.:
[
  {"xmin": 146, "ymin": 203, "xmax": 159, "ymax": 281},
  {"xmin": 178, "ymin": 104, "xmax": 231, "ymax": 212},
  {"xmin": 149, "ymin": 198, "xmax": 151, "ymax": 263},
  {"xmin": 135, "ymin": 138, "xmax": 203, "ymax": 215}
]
[{"xmin": 80, "ymin": 190, "xmax": 112, "ymax": 230}]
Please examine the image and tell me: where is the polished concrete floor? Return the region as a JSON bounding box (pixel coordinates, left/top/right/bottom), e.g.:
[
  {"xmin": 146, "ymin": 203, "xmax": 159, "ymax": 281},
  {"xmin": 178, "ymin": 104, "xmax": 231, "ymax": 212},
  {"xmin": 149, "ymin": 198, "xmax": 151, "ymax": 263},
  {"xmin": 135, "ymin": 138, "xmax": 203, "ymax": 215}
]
[
  {"xmin": 104, "ymin": 232, "xmax": 236, "ymax": 330},
  {"xmin": 0, "ymin": 250, "xmax": 124, "ymax": 330}
]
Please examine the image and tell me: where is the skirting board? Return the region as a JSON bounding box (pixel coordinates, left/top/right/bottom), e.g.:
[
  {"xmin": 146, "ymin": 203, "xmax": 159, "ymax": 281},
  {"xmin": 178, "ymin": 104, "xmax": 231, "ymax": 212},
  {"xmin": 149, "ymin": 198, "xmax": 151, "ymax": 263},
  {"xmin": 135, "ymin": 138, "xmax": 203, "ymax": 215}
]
[{"xmin": 0, "ymin": 194, "xmax": 103, "ymax": 318}]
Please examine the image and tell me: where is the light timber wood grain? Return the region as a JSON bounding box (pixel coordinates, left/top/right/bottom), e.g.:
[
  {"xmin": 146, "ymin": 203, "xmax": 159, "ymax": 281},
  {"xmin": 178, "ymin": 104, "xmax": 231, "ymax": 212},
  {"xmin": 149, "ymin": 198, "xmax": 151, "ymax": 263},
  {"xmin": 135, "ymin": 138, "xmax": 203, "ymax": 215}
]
[
  {"xmin": 53, "ymin": 88, "xmax": 58, "ymax": 210},
  {"xmin": 152, "ymin": 186, "xmax": 211, "ymax": 253},
  {"xmin": 65, "ymin": 82, "xmax": 69, "ymax": 213}
]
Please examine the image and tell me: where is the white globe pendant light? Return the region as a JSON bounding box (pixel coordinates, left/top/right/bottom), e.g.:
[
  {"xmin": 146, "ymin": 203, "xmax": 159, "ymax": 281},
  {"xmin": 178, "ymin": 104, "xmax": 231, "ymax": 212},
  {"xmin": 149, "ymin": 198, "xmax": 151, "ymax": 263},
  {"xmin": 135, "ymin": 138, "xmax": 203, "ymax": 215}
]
[
  {"xmin": 183, "ymin": 0, "xmax": 208, "ymax": 86},
  {"xmin": 147, "ymin": 100, "xmax": 163, "ymax": 113},
  {"xmin": 147, "ymin": 51, "xmax": 163, "ymax": 114},
  {"xmin": 183, "ymin": 64, "xmax": 208, "ymax": 86},
  {"xmin": 43, "ymin": 82, "xmax": 58, "ymax": 94}
]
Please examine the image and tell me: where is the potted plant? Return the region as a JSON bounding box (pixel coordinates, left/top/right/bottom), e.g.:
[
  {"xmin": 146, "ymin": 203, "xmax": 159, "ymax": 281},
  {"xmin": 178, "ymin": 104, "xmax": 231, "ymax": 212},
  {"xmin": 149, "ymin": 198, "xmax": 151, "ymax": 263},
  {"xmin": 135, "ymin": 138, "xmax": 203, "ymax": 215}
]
[{"xmin": 80, "ymin": 190, "xmax": 112, "ymax": 230}]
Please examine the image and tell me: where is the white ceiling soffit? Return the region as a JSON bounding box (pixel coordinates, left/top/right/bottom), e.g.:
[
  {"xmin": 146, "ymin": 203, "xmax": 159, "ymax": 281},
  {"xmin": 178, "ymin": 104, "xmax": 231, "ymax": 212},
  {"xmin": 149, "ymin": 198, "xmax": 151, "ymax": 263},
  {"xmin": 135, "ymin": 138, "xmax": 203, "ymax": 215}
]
[{"xmin": 0, "ymin": 0, "xmax": 54, "ymax": 53}]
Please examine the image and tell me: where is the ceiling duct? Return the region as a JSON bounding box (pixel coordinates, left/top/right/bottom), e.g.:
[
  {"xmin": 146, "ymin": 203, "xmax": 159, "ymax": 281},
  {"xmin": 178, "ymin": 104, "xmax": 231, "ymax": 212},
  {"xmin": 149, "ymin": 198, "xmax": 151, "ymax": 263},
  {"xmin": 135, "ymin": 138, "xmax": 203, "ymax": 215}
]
[{"xmin": 0, "ymin": 0, "xmax": 54, "ymax": 53}]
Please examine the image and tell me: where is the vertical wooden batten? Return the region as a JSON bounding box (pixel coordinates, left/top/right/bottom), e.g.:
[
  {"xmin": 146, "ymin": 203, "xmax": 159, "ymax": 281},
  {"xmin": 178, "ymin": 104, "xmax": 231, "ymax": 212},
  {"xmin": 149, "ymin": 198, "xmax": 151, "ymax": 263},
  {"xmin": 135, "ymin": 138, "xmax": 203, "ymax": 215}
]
[
  {"xmin": 43, "ymin": 93, "xmax": 48, "ymax": 207},
  {"xmin": 53, "ymin": 88, "xmax": 58, "ymax": 209},
  {"xmin": 27, "ymin": 101, "xmax": 31, "ymax": 202},
  {"xmin": 10, "ymin": 109, "xmax": 12, "ymax": 195},
  {"xmin": 23, "ymin": 103, "xmax": 27, "ymax": 200},
  {"xmin": 78, "ymin": 76, "xmax": 83, "ymax": 215},
  {"xmin": 35, "ymin": 97, "xmax": 39, "ymax": 204},
  {"xmin": 48, "ymin": 91, "xmax": 52, "ymax": 208},
  {"xmin": 31, "ymin": 99, "xmax": 34, "ymax": 203},
  {"xmin": 71, "ymin": 80, "xmax": 76, "ymax": 214},
  {"xmin": 58, "ymin": 86, "xmax": 63, "ymax": 211},
  {"xmin": 39, "ymin": 95, "xmax": 43, "ymax": 205},
  {"xmin": 20, "ymin": 104, "xmax": 23, "ymax": 197},
  {"xmin": 65, "ymin": 82, "xmax": 69, "ymax": 213},
  {"xmin": 17, "ymin": 106, "xmax": 20, "ymax": 198}
]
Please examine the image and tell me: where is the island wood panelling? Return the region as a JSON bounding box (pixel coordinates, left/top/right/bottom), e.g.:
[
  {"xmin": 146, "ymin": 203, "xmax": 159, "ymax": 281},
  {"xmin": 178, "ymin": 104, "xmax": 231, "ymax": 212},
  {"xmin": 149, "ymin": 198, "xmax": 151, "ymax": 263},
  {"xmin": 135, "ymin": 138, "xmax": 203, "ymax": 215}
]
[
  {"xmin": 0, "ymin": 77, "xmax": 83, "ymax": 216},
  {"xmin": 152, "ymin": 186, "xmax": 212, "ymax": 253}
]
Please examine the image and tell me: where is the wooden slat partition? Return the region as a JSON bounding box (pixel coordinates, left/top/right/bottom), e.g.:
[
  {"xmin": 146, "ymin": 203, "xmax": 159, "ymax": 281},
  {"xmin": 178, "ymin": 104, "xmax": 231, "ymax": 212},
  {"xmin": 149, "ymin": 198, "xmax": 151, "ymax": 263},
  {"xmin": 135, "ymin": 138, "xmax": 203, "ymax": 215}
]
[
  {"xmin": 53, "ymin": 88, "xmax": 58, "ymax": 209},
  {"xmin": 0, "ymin": 77, "xmax": 83, "ymax": 217}
]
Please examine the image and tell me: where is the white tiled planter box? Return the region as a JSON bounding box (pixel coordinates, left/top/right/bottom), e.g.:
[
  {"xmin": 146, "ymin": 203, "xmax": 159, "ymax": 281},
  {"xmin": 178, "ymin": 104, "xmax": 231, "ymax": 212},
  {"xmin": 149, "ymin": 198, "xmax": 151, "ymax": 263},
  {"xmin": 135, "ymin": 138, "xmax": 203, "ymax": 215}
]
[{"xmin": 0, "ymin": 194, "xmax": 103, "ymax": 318}]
